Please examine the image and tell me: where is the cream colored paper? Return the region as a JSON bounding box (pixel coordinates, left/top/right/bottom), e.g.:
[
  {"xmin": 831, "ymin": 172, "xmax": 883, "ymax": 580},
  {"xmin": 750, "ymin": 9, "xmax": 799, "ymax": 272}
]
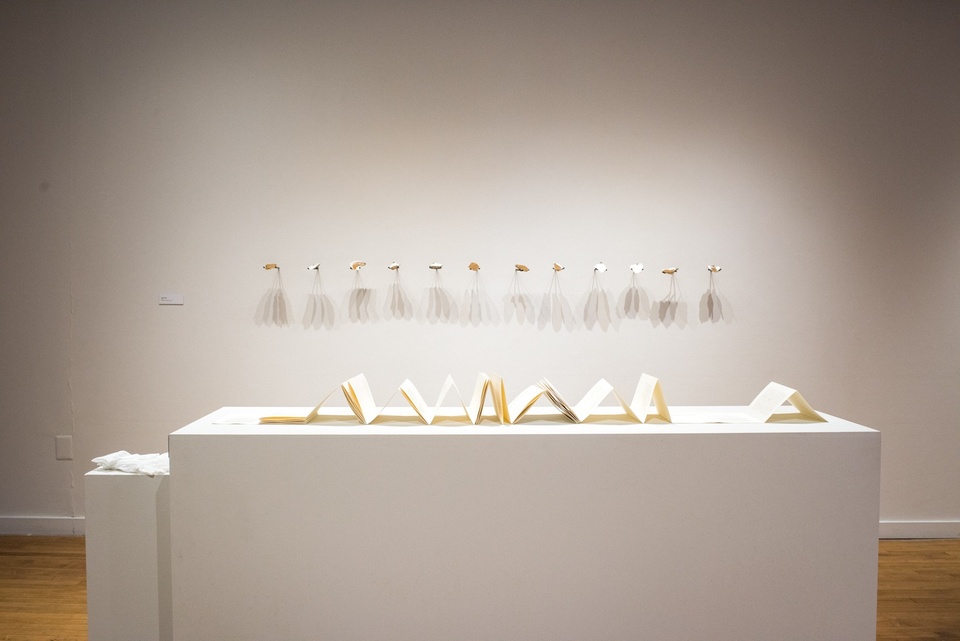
[
  {"xmin": 256, "ymin": 374, "xmax": 820, "ymax": 427},
  {"xmin": 507, "ymin": 384, "xmax": 547, "ymax": 423},
  {"xmin": 538, "ymin": 378, "xmax": 639, "ymax": 423},
  {"xmin": 489, "ymin": 375, "xmax": 507, "ymax": 423},
  {"xmin": 573, "ymin": 379, "xmax": 628, "ymax": 421},
  {"xmin": 259, "ymin": 387, "xmax": 340, "ymax": 424},
  {"xmin": 258, "ymin": 407, "xmax": 321, "ymax": 424},
  {"xmin": 538, "ymin": 378, "xmax": 577, "ymax": 422},
  {"xmin": 630, "ymin": 374, "xmax": 672, "ymax": 423},
  {"xmin": 397, "ymin": 379, "xmax": 431, "ymax": 423},
  {"xmin": 488, "ymin": 374, "xmax": 546, "ymax": 424},
  {"xmin": 399, "ymin": 375, "xmax": 465, "ymax": 424},
  {"xmin": 747, "ymin": 382, "xmax": 825, "ymax": 423},
  {"xmin": 342, "ymin": 373, "xmax": 381, "ymax": 424}
]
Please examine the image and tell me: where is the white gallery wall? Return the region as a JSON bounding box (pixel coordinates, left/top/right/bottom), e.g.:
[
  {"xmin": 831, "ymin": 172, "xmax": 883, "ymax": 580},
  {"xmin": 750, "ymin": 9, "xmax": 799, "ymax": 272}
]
[{"xmin": 1, "ymin": 0, "xmax": 958, "ymax": 535}]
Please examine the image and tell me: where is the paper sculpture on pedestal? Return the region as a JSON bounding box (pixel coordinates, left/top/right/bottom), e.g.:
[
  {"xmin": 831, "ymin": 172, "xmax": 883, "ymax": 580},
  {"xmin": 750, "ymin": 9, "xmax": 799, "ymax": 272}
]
[
  {"xmin": 397, "ymin": 374, "xmax": 489, "ymax": 424},
  {"xmin": 257, "ymin": 375, "xmax": 822, "ymax": 427},
  {"xmin": 746, "ymin": 382, "xmax": 825, "ymax": 423},
  {"xmin": 538, "ymin": 373, "xmax": 670, "ymax": 423},
  {"xmin": 487, "ymin": 374, "xmax": 549, "ymax": 424},
  {"xmin": 258, "ymin": 374, "xmax": 380, "ymax": 424}
]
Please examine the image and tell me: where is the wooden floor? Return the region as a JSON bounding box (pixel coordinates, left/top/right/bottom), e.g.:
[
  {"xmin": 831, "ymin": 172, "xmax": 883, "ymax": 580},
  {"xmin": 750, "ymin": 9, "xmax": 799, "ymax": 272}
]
[
  {"xmin": 878, "ymin": 539, "xmax": 960, "ymax": 641},
  {"xmin": 0, "ymin": 537, "xmax": 957, "ymax": 640},
  {"xmin": 0, "ymin": 536, "xmax": 86, "ymax": 641}
]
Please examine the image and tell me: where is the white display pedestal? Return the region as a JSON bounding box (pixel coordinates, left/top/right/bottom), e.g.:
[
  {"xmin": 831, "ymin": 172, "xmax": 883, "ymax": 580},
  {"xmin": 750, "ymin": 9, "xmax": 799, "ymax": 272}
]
[
  {"xmin": 169, "ymin": 408, "xmax": 880, "ymax": 641},
  {"xmin": 84, "ymin": 470, "xmax": 171, "ymax": 641}
]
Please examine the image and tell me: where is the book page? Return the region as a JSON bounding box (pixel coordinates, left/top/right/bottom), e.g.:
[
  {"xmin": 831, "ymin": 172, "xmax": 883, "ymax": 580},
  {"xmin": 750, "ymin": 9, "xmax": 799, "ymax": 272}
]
[
  {"xmin": 538, "ymin": 378, "xmax": 578, "ymax": 422},
  {"xmin": 463, "ymin": 373, "xmax": 491, "ymax": 424},
  {"xmin": 489, "ymin": 375, "xmax": 508, "ymax": 424},
  {"xmin": 776, "ymin": 388, "xmax": 824, "ymax": 422},
  {"xmin": 608, "ymin": 387, "xmax": 641, "ymax": 422},
  {"xmin": 748, "ymin": 382, "xmax": 825, "ymax": 422},
  {"xmin": 630, "ymin": 374, "xmax": 672, "ymax": 423},
  {"xmin": 429, "ymin": 375, "xmax": 471, "ymax": 422},
  {"xmin": 401, "ymin": 376, "xmax": 468, "ymax": 424},
  {"xmin": 399, "ymin": 379, "xmax": 432, "ymax": 423},
  {"xmin": 342, "ymin": 387, "xmax": 362, "ymax": 422},
  {"xmin": 260, "ymin": 387, "xmax": 340, "ymax": 424},
  {"xmin": 507, "ymin": 385, "xmax": 546, "ymax": 423},
  {"xmin": 343, "ymin": 373, "xmax": 381, "ymax": 424},
  {"xmin": 259, "ymin": 409, "xmax": 316, "ymax": 424},
  {"xmin": 572, "ymin": 379, "xmax": 620, "ymax": 422},
  {"xmin": 650, "ymin": 375, "xmax": 672, "ymax": 423}
]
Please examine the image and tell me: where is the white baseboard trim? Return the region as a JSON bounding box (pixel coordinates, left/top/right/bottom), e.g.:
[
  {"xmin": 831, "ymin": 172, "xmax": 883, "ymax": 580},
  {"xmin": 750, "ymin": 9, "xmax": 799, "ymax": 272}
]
[
  {"xmin": 0, "ymin": 516, "xmax": 85, "ymax": 536},
  {"xmin": 880, "ymin": 520, "xmax": 960, "ymax": 539},
  {"xmin": 0, "ymin": 516, "xmax": 955, "ymax": 539}
]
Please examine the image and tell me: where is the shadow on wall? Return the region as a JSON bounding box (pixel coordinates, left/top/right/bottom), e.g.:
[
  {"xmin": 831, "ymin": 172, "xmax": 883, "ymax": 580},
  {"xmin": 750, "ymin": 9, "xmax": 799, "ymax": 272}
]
[
  {"xmin": 577, "ymin": 272, "xmax": 616, "ymax": 332},
  {"xmin": 303, "ymin": 270, "xmax": 336, "ymax": 329},
  {"xmin": 538, "ymin": 271, "xmax": 576, "ymax": 332},
  {"xmin": 384, "ymin": 270, "xmax": 415, "ymax": 321},
  {"xmin": 255, "ymin": 269, "xmax": 293, "ymax": 327},
  {"xmin": 617, "ymin": 273, "xmax": 651, "ymax": 322},
  {"xmin": 418, "ymin": 271, "xmax": 458, "ymax": 324},
  {"xmin": 651, "ymin": 273, "xmax": 688, "ymax": 329},
  {"xmin": 699, "ymin": 271, "xmax": 735, "ymax": 324},
  {"xmin": 461, "ymin": 271, "xmax": 500, "ymax": 327},
  {"xmin": 344, "ymin": 270, "xmax": 379, "ymax": 324},
  {"xmin": 504, "ymin": 270, "xmax": 537, "ymax": 326}
]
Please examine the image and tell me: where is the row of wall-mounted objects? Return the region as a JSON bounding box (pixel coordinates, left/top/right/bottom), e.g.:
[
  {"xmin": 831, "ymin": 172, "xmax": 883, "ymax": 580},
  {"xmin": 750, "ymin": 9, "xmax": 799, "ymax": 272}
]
[
  {"xmin": 253, "ymin": 375, "xmax": 822, "ymax": 426},
  {"xmin": 257, "ymin": 259, "xmax": 732, "ymax": 330},
  {"xmin": 264, "ymin": 262, "xmax": 721, "ymax": 274}
]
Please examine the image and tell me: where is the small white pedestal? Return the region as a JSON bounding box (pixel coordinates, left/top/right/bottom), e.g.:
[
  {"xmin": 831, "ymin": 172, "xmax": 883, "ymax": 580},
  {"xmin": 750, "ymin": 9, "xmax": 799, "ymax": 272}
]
[
  {"xmin": 84, "ymin": 470, "xmax": 171, "ymax": 641},
  {"xmin": 169, "ymin": 408, "xmax": 880, "ymax": 641}
]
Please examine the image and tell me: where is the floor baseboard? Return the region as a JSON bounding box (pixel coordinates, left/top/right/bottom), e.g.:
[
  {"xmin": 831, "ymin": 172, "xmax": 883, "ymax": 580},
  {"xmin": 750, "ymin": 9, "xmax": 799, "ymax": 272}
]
[
  {"xmin": 0, "ymin": 516, "xmax": 85, "ymax": 536},
  {"xmin": 879, "ymin": 520, "xmax": 960, "ymax": 539}
]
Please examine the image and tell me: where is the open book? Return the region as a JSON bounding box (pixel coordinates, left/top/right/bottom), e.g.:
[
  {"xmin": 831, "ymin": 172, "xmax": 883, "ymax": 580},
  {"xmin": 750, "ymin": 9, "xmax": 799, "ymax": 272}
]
[
  {"xmin": 258, "ymin": 388, "xmax": 337, "ymax": 424},
  {"xmin": 258, "ymin": 406, "xmax": 324, "ymax": 425},
  {"xmin": 397, "ymin": 374, "xmax": 493, "ymax": 424},
  {"xmin": 672, "ymin": 382, "xmax": 825, "ymax": 424},
  {"xmin": 259, "ymin": 374, "xmax": 381, "ymax": 424},
  {"xmin": 627, "ymin": 373, "xmax": 673, "ymax": 423},
  {"xmin": 746, "ymin": 382, "xmax": 824, "ymax": 422},
  {"xmin": 539, "ymin": 378, "xmax": 620, "ymax": 422},
  {"xmin": 538, "ymin": 374, "xmax": 671, "ymax": 423},
  {"xmin": 488, "ymin": 374, "xmax": 549, "ymax": 424},
  {"xmin": 257, "ymin": 373, "xmax": 680, "ymax": 426},
  {"xmin": 341, "ymin": 373, "xmax": 381, "ymax": 424}
]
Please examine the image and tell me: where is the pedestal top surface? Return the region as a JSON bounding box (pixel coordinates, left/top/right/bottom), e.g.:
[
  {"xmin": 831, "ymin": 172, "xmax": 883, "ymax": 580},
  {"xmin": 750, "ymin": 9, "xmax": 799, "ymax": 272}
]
[{"xmin": 170, "ymin": 406, "xmax": 877, "ymax": 437}]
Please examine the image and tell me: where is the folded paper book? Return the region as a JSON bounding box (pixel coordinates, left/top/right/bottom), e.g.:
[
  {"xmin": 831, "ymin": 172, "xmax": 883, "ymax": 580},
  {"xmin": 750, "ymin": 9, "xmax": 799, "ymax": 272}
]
[
  {"xmin": 746, "ymin": 382, "xmax": 825, "ymax": 423},
  {"xmin": 397, "ymin": 374, "xmax": 491, "ymax": 424},
  {"xmin": 258, "ymin": 375, "xmax": 819, "ymax": 426},
  {"xmin": 538, "ymin": 374, "xmax": 670, "ymax": 423}
]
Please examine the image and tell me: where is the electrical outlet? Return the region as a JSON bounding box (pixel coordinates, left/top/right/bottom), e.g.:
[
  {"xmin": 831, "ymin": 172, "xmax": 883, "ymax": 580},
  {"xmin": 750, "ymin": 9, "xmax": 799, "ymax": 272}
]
[{"xmin": 55, "ymin": 435, "xmax": 73, "ymax": 460}]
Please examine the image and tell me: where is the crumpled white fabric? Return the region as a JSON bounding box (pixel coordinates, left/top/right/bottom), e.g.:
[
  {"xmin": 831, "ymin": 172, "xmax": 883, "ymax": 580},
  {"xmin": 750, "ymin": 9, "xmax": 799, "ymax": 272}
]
[{"xmin": 92, "ymin": 450, "xmax": 169, "ymax": 477}]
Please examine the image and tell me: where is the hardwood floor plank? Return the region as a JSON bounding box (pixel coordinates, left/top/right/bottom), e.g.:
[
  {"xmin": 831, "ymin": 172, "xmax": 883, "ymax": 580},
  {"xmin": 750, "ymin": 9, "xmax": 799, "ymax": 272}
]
[
  {"xmin": 877, "ymin": 539, "xmax": 960, "ymax": 641},
  {"xmin": 0, "ymin": 535, "xmax": 957, "ymax": 640},
  {"xmin": 0, "ymin": 536, "xmax": 87, "ymax": 641}
]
